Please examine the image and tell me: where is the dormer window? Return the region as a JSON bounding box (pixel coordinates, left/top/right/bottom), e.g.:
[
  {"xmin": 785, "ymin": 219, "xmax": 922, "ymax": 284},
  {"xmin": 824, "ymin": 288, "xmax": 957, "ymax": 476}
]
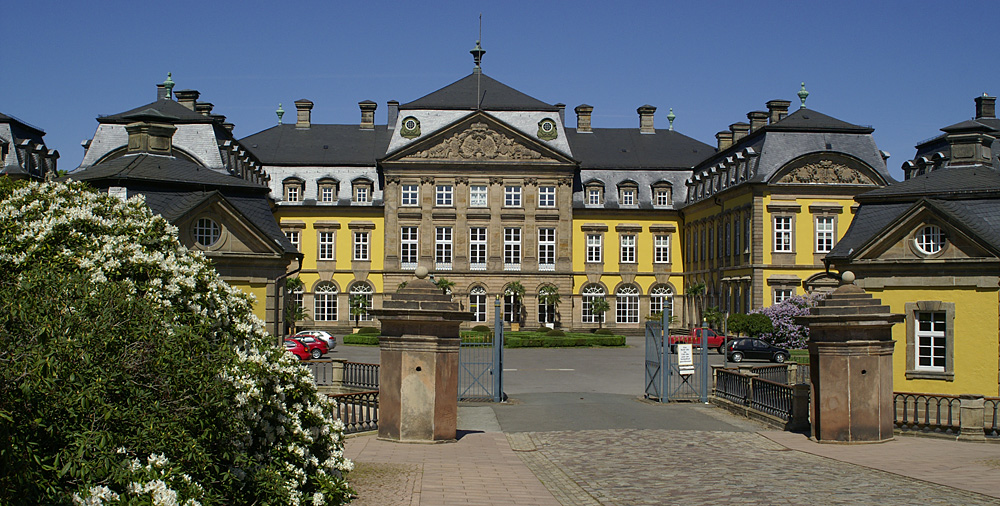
[
  {"xmin": 652, "ymin": 184, "xmax": 672, "ymax": 207},
  {"xmin": 283, "ymin": 178, "xmax": 304, "ymax": 202},
  {"xmin": 585, "ymin": 182, "xmax": 604, "ymax": 206},
  {"xmin": 618, "ymin": 182, "xmax": 638, "ymax": 207},
  {"xmin": 318, "ymin": 178, "xmax": 339, "ymax": 203},
  {"xmin": 353, "ymin": 179, "xmax": 373, "ymax": 204}
]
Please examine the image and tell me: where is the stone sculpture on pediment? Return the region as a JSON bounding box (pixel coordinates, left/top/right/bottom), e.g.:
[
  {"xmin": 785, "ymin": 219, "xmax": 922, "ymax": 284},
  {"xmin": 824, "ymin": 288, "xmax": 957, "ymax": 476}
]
[
  {"xmin": 778, "ymin": 160, "xmax": 875, "ymax": 185},
  {"xmin": 405, "ymin": 122, "xmax": 548, "ymax": 162}
]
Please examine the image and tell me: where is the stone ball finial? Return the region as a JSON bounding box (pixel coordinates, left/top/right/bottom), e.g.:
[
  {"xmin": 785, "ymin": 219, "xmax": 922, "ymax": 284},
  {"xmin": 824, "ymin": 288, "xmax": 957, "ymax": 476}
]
[
  {"xmin": 841, "ymin": 270, "xmax": 855, "ymax": 284},
  {"xmin": 414, "ymin": 266, "xmax": 429, "ymax": 279}
]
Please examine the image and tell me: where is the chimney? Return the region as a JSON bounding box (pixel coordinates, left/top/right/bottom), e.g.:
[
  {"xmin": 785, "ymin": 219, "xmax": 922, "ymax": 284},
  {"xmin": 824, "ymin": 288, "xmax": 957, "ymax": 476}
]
[
  {"xmin": 730, "ymin": 122, "xmax": 750, "ymax": 142},
  {"xmin": 156, "ymin": 84, "xmax": 168, "ymax": 101},
  {"xmin": 359, "ymin": 100, "xmax": 377, "ymax": 130},
  {"xmin": 638, "ymin": 105, "xmax": 657, "ymax": 134},
  {"xmin": 196, "ymin": 102, "xmax": 214, "ymax": 116},
  {"xmin": 747, "ymin": 111, "xmax": 769, "ymax": 132},
  {"xmin": 575, "ymin": 104, "xmax": 594, "ymax": 133},
  {"xmin": 766, "ymin": 99, "xmax": 791, "ymax": 124},
  {"xmin": 555, "ymin": 103, "xmax": 566, "ymax": 126},
  {"xmin": 294, "ymin": 99, "xmax": 314, "ymax": 129},
  {"xmin": 174, "ymin": 90, "xmax": 200, "ymax": 111},
  {"xmin": 975, "ymin": 94, "xmax": 996, "ymax": 119},
  {"xmin": 716, "ymin": 131, "xmax": 733, "ymax": 151},
  {"xmin": 223, "ymin": 122, "xmax": 235, "ymax": 133},
  {"xmin": 387, "ymin": 100, "xmax": 399, "ymax": 130},
  {"xmin": 125, "ymin": 121, "xmax": 177, "ymax": 155}
]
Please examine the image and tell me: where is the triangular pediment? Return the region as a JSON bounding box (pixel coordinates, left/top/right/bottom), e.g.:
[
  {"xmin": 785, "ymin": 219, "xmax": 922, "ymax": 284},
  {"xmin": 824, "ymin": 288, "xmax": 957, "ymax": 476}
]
[
  {"xmin": 854, "ymin": 201, "xmax": 998, "ymax": 262},
  {"xmin": 172, "ymin": 192, "xmax": 285, "ymax": 257},
  {"xmin": 382, "ymin": 111, "xmax": 576, "ymax": 167}
]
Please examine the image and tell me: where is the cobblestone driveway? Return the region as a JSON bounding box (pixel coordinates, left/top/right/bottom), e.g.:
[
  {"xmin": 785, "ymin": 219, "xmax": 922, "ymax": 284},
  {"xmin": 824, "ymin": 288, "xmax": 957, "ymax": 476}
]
[{"xmin": 513, "ymin": 429, "xmax": 1000, "ymax": 506}]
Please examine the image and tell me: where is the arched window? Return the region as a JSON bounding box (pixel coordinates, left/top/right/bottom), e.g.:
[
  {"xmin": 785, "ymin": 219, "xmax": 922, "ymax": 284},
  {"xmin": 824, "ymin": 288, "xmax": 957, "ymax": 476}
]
[
  {"xmin": 650, "ymin": 285, "xmax": 673, "ymax": 320},
  {"xmin": 314, "ymin": 283, "xmax": 338, "ymax": 321},
  {"xmin": 581, "ymin": 284, "xmax": 606, "ymax": 324},
  {"xmin": 469, "ymin": 286, "xmax": 487, "ymax": 323},
  {"xmin": 349, "ymin": 282, "xmax": 373, "ymax": 322},
  {"xmin": 538, "ymin": 285, "xmax": 559, "ymax": 326},
  {"xmin": 616, "ymin": 285, "xmax": 640, "ymax": 324}
]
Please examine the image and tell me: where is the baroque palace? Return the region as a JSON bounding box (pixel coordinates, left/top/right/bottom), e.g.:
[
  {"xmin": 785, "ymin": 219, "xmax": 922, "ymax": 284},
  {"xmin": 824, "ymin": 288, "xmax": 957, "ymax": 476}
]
[{"xmin": 10, "ymin": 45, "xmax": 995, "ymax": 394}]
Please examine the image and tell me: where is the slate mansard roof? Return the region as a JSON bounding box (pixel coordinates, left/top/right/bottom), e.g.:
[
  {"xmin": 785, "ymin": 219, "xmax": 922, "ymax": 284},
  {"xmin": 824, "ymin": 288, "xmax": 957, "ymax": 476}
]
[
  {"xmin": 99, "ymin": 99, "xmax": 217, "ymax": 124},
  {"xmin": 242, "ymin": 125, "xmax": 391, "ymax": 166},
  {"xmin": 401, "ymin": 73, "xmax": 560, "ymax": 112}
]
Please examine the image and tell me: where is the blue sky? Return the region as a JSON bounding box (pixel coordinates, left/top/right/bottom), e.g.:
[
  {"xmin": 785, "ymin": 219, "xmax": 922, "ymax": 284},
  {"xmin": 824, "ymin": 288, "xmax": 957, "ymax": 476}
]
[{"xmin": 5, "ymin": 0, "xmax": 998, "ymax": 180}]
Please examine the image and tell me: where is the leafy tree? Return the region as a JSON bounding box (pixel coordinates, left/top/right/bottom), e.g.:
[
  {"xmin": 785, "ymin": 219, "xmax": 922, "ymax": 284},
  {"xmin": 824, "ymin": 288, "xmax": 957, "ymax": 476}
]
[
  {"xmin": 751, "ymin": 293, "xmax": 825, "ymax": 348},
  {"xmin": 685, "ymin": 281, "xmax": 706, "ymax": 324},
  {"xmin": 0, "ymin": 180, "xmax": 352, "ymax": 505},
  {"xmin": 505, "ymin": 281, "xmax": 526, "ymax": 324},
  {"xmin": 589, "ymin": 297, "xmax": 611, "ymax": 329},
  {"xmin": 434, "ymin": 277, "xmax": 455, "ymax": 295},
  {"xmin": 703, "ymin": 306, "xmax": 725, "ymax": 329},
  {"xmin": 349, "ymin": 294, "xmax": 369, "ymax": 329},
  {"xmin": 727, "ymin": 313, "xmax": 773, "ymax": 338},
  {"xmin": 285, "ymin": 276, "xmax": 308, "ymax": 335},
  {"xmin": 537, "ymin": 285, "xmax": 561, "ymax": 325}
]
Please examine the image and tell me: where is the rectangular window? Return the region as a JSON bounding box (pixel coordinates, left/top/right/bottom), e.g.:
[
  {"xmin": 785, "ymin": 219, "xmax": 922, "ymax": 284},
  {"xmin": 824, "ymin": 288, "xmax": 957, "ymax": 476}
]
[
  {"xmin": 400, "ymin": 227, "xmax": 418, "ymax": 269},
  {"xmin": 435, "ymin": 185, "xmax": 453, "ymax": 207},
  {"xmin": 504, "ymin": 227, "xmax": 521, "ymax": 271},
  {"xmin": 774, "ymin": 216, "xmax": 793, "ymax": 252},
  {"xmin": 654, "ymin": 235, "xmax": 670, "ymax": 263},
  {"xmin": 286, "ymin": 185, "xmax": 300, "ymax": 202},
  {"xmin": 815, "ymin": 216, "xmax": 835, "ymax": 253},
  {"xmin": 708, "ymin": 227, "xmax": 714, "ymax": 259},
  {"xmin": 435, "ymin": 226, "xmax": 453, "ymax": 269},
  {"xmin": 725, "ymin": 222, "xmax": 731, "ymax": 257},
  {"xmin": 588, "ymin": 188, "xmax": 602, "ymax": 206},
  {"xmin": 538, "ymin": 186, "xmax": 556, "ymax": 208},
  {"xmin": 773, "ymin": 288, "xmax": 793, "ymax": 305},
  {"xmin": 718, "ymin": 225, "xmax": 724, "ymax": 259},
  {"xmin": 915, "ymin": 312, "xmax": 946, "ymax": 371},
  {"xmin": 620, "ymin": 188, "xmax": 635, "ymax": 206},
  {"xmin": 469, "ymin": 227, "xmax": 487, "ymax": 270},
  {"xmin": 401, "ymin": 184, "xmax": 418, "ymax": 206},
  {"xmin": 284, "ymin": 231, "xmax": 300, "ymax": 252},
  {"xmin": 318, "ymin": 231, "xmax": 335, "ymax": 260},
  {"xmin": 538, "ymin": 228, "xmax": 555, "ymax": 271},
  {"xmin": 620, "ymin": 234, "xmax": 636, "ymax": 263},
  {"xmin": 354, "ymin": 185, "xmax": 369, "ymax": 203},
  {"xmin": 654, "ymin": 188, "xmax": 670, "ymax": 207},
  {"xmin": 504, "ymin": 186, "xmax": 522, "ymax": 207},
  {"xmin": 470, "ymin": 185, "xmax": 488, "ymax": 207},
  {"xmin": 586, "ymin": 234, "xmax": 602, "ymax": 263},
  {"xmin": 320, "ymin": 186, "xmax": 334, "ymax": 202},
  {"xmin": 745, "ymin": 216, "xmax": 751, "ymax": 254},
  {"xmin": 353, "ymin": 231, "xmax": 369, "ymax": 261},
  {"xmin": 734, "ymin": 218, "xmax": 741, "ymax": 259}
]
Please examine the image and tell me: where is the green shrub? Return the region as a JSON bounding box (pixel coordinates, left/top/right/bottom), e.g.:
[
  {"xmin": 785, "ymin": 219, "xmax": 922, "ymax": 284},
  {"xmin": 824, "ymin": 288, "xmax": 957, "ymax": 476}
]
[
  {"xmin": 0, "ymin": 180, "xmax": 352, "ymax": 505},
  {"xmin": 343, "ymin": 334, "xmax": 380, "ymax": 345},
  {"xmin": 471, "ymin": 325, "xmax": 491, "ymax": 332},
  {"xmin": 545, "ymin": 329, "xmax": 566, "ymax": 336},
  {"xmin": 593, "ymin": 328, "xmax": 613, "ymax": 335},
  {"xmin": 358, "ymin": 326, "xmax": 381, "ymax": 335}
]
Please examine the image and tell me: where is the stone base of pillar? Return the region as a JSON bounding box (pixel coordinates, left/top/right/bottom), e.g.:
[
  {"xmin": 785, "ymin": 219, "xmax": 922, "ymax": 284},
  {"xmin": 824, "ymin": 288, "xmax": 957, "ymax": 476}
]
[
  {"xmin": 958, "ymin": 394, "xmax": 986, "ymax": 442},
  {"xmin": 378, "ymin": 334, "xmax": 460, "ymax": 443},
  {"xmin": 810, "ymin": 340, "xmax": 895, "ymax": 443}
]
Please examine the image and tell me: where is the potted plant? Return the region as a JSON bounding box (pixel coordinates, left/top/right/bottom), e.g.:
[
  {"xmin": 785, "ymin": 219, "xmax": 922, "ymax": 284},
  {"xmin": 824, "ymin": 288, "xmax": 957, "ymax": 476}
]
[
  {"xmin": 537, "ymin": 285, "xmax": 560, "ymax": 329},
  {"xmin": 505, "ymin": 281, "xmax": 526, "ymax": 331}
]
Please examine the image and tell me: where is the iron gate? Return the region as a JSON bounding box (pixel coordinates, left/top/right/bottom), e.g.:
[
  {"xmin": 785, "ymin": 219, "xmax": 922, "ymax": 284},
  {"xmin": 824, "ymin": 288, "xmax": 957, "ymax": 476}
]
[
  {"xmin": 644, "ymin": 316, "xmax": 710, "ymax": 403},
  {"xmin": 458, "ymin": 298, "xmax": 504, "ymax": 402}
]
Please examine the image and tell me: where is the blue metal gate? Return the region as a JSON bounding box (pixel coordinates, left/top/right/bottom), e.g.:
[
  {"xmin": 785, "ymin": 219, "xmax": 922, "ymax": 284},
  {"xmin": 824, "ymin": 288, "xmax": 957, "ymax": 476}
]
[
  {"xmin": 459, "ymin": 297, "xmax": 504, "ymax": 402},
  {"xmin": 644, "ymin": 315, "xmax": 710, "ymax": 403}
]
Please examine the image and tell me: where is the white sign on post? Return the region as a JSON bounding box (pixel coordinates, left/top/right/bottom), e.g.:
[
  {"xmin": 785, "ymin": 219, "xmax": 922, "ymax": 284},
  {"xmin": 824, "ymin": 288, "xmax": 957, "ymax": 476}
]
[{"xmin": 677, "ymin": 343, "xmax": 695, "ymax": 375}]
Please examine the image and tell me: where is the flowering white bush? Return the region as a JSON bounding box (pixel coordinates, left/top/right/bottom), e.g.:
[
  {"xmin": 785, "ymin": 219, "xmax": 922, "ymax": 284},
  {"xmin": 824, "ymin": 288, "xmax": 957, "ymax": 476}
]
[{"xmin": 0, "ymin": 180, "xmax": 352, "ymax": 505}]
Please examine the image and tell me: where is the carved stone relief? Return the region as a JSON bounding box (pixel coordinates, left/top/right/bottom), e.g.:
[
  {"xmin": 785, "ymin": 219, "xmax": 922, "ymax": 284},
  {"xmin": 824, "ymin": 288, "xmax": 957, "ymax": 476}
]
[
  {"xmin": 404, "ymin": 122, "xmax": 548, "ymax": 161},
  {"xmin": 777, "ymin": 160, "xmax": 875, "ymax": 185}
]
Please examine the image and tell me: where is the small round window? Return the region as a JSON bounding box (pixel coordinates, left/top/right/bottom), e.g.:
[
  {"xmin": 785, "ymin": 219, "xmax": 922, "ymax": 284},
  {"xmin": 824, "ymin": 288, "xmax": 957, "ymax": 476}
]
[
  {"xmin": 914, "ymin": 225, "xmax": 945, "ymax": 255},
  {"xmin": 194, "ymin": 218, "xmax": 221, "ymax": 247},
  {"xmin": 404, "ymin": 118, "xmax": 417, "ymax": 130}
]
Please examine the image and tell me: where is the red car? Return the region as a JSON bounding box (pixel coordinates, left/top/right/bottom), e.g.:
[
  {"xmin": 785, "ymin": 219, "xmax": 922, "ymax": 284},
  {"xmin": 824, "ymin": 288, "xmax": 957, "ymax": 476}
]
[
  {"xmin": 295, "ymin": 336, "xmax": 329, "ymax": 359},
  {"xmin": 284, "ymin": 339, "xmax": 311, "ymax": 360}
]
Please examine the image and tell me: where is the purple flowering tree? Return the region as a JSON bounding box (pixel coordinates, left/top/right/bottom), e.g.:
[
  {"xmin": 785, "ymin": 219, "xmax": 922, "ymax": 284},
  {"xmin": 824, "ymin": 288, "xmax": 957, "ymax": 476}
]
[{"xmin": 750, "ymin": 293, "xmax": 826, "ymax": 349}]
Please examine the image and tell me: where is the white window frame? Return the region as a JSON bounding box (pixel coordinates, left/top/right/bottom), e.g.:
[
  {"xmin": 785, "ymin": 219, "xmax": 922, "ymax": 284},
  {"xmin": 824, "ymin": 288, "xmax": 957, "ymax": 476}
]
[
  {"xmin": 504, "ymin": 186, "xmax": 522, "ymax": 208},
  {"xmin": 538, "ymin": 228, "xmax": 556, "ymax": 271},
  {"xmin": 815, "ymin": 216, "xmax": 836, "ymax": 253},
  {"xmin": 915, "ymin": 311, "xmax": 947, "ymax": 372},
  {"xmin": 773, "ymin": 288, "xmax": 793, "ymax": 305},
  {"xmin": 435, "ymin": 184, "xmax": 453, "ymax": 207},
  {"xmin": 320, "ymin": 185, "xmax": 335, "ymax": 203},
  {"xmin": 616, "ymin": 285, "xmax": 640, "ymax": 324},
  {"xmin": 194, "ymin": 218, "xmax": 221, "ymax": 247},
  {"xmin": 314, "ymin": 283, "xmax": 338, "ymax": 321},
  {"xmin": 538, "ymin": 186, "xmax": 556, "ymax": 208},
  {"xmin": 586, "ymin": 234, "xmax": 602, "ymax": 263},
  {"xmin": 650, "ymin": 286, "xmax": 674, "ymax": 318},
  {"xmin": 353, "ymin": 183, "xmax": 370, "ymax": 204},
  {"xmin": 620, "ymin": 234, "xmax": 636, "ymax": 264},
  {"xmin": 470, "ymin": 286, "xmax": 487, "ymax": 322},
  {"xmin": 469, "ymin": 227, "xmax": 487, "ymax": 271},
  {"xmin": 587, "ymin": 187, "xmax": 602, "ymax": 206},
  {"xmin": 915, "ymin": 225, "xmax": 946, "ymax": 255},
  {"xmin": 773, "ymin": 216, "xmax": 793, "ymax": 253},
  {"xmin": 318, "ymin": 231, "xmax": 335, "ymax": 261},
  {"xmin": 620, "ymin": 188, "xmax": 636, "ymax": 206},
  {"xmin": 400, "ymin": 227, "xmax": 418, "ymax": 269},
  {"xmin": 353, "ymin": 231, "xmax": 369, "ymax": 261},
  {"xmin": 285, "ymin": 230, "xmax": 300, "ymax": 252},
  {"xmin": 348, "ymin": 283, "xmax": 373, "ymax": 322},
  {"xmin": 654, "ymin": 234, "xmax": 670, "ymax": 263},
  {"xmin": 435, "ymin": 226, "xmax": 453, "ymax": 270},
  {"xmin": 401, "ymin": 184, "xmax": 419, "ymax": 206},
  {"xmin": 470, "ymin": 185, "xmax": 488, "ymax": 207},
  {"xmin": 504, "ymin": 227, "xmax": 521, "ymax": 271},
  {"xmin": 581, "ymin": 285, "xmax": 606, "ymax": 324},
  {"xmin": 654, "ymin": 187, "xmax": 670, "ymax": 207}
]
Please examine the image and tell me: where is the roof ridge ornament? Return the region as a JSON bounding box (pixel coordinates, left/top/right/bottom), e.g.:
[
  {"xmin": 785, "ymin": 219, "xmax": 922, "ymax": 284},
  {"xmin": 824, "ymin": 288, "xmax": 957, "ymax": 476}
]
[
  {"xmin": 798, "ymin": 82, "xmax": 809, "ymax": 109},
  {"xmin": 163, "ymin": 72, "xmax": 175, "ymax": 100},
  {"xmin": 667, "ymin": 108, "xmax": 676, "ymax": 131},
  {"xmin": 471, "ymin": 39, "xmax": 485, "ymax": 73},
  {"xmin": 276, "ymin": 103, "xmax": 284, "ymax": 125}
]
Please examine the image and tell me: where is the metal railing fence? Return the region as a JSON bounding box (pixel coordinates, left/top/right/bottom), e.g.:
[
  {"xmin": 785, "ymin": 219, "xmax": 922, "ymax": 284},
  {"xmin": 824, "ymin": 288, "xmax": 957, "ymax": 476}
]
[
  {"xmin": 328, "ymin": 390, "xmax": 379, "ymax": 434},
  {"xmin": 344, "ymin": 361, "xmax": 379, "ymax": 390},
  {"xmin": 893, "ymin": 392, "xmax": 961, "ymax": 435},
  {"xmin": 714, "ymin": 368, "xmax": 795, "ymax": 421}
]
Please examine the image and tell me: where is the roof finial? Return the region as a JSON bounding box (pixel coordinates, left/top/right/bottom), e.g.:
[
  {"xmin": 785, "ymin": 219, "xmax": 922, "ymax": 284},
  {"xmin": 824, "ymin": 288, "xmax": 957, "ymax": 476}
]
[
  {"xmin": 276, "ymin": 103, "xmax": 285, "ymax": 125},
  {"xmin": 471, "ymin": 39, "xmax": 485, "ymax": 73},
  {"xmin": 797, "ymin": 82, "xmax": 809, "ymax": 109},
  {"xmin": 667, "ymin": 108, "xmax": 676, "ymax": 131},
  {"xmin": 163, "ymin": 72, "xmax": 175, "ymax": 100}
]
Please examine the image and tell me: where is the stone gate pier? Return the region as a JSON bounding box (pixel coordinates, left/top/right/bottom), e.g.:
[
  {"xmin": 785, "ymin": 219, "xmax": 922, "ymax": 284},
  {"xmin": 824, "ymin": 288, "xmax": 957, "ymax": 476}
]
[
  {"xmin": 371, "ymin": 267, "xmax": 471, "ymax": 443},
  {"xmin": 797, "ymin": 271, "xmax": 904, "ymax": 443}
]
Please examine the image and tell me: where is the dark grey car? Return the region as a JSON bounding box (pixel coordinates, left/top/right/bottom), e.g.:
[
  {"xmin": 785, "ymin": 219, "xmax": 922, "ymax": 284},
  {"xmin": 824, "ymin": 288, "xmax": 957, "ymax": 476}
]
[{"xmin": 727, "ymin": 338, "xmax": 789, "ymax": 363}]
